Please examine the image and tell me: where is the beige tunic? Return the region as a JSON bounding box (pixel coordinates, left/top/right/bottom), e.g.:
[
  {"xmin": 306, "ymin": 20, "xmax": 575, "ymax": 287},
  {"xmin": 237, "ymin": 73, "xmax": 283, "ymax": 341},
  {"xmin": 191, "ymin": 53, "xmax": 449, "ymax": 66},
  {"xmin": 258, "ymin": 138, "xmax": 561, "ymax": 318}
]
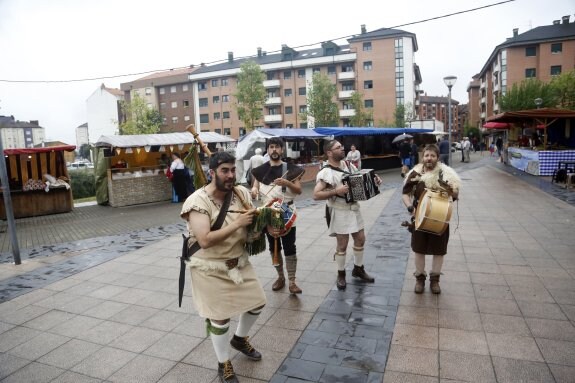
[
  {"xmin": 316, "ymin": 161, "xmax": 364, "ymax": 236},
  {"xmin": 180, "ymin": 186, "xmax": 266, "ymax": 320}
]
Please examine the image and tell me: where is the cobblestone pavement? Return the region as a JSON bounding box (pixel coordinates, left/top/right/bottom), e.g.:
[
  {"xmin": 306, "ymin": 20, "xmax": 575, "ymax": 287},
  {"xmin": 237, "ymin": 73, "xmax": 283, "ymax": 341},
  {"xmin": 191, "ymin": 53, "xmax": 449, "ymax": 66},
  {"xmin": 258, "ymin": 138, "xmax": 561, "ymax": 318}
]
[{"xmin": 0, "ymin": 152, "xmax": 574, "ymax": 382}]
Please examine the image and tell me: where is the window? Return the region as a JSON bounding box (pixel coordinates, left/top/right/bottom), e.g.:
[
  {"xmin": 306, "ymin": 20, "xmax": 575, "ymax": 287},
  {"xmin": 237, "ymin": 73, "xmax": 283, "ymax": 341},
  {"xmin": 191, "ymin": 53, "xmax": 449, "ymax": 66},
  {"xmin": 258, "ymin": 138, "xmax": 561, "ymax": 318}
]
[
  {"xmin": 525, "ymin": 68, "xmax": 536, "ymax": 78},
  {"xmin": 551, "ymin": 65, "xmax": 562, "ymax": 76},
  {"xmin": 313, "ymin": 67, "xmax": 321, "ymax": 74},
  {"xmin": 551, "ymin": 43, "xmax": 562, "ymax": 54},
  {"xmin": 286, "ymin": 124, "xmax": 293, "ymax": 129},
  {"xmin": 199, "ymin": 98, "xmax": 208, "ymax": 107},
  {"xmin": 182, "ymin": 84, "xmax": 189, "ymax": 91},
  {"xmin": 284, "ymin": 88, "xmax": 292, "ymax": 97},
  {"xmin": 365, "ymin": 99, "xmax": 374, "ymax": 108},
  {"xmin": 170, "ymin": 86, "xmax": 177, "ymax": 93},
  {"xmin": 363, "ymin": 42, "xmax": 372, "ymax": 51},
  {"xmin": 299, "ymin": 123, "xmax": 308, "ymax": 128},
  {"xmin": 162, "ymin": 117, "xmax": 167, "ymax": 124},
  {"xmin": 145, "ymin": 87, "xmax": 152, "ymax": 95},
  {"xmin": 325, "ymin": 47, "xmax": 335, "ymax": 55},
  {"xmin": 171, "ymin": 101, "xmax": 177, "ymax": 108},
  {"xmin": 222, "ymin": 95, "xmax": 229, "ymax": 102},
  {"xmin": 223, "ymin": 111, "xmax": 230, "ymax": 119},
  {"xmin": 299, "ymin": 105, "xmax": 307, "ymax": 113},
  {"xmin": 183, "ymin": 100, "xmax": 190, "ymax": 108},
  {"xmin": 239, "ymin": 128, "xmax": 246, "ymax": 136},
  {"xmin": 298, "ymin": 87, "xmax": 306, "ymax": 96},
  {"xmin": 172, "ymin": 116, "xmax": 178, "ymax": 124},
  {"xmin": 198, "ymin": 82, "xmax": 207, "ymax": 91},
  {"xmin": 224, "ymin": 128, "xmax": 231, "ymax": 136},
  {"xmin": 184, "ymin": 115, "xmax": 190, "ymax": 121},
  {"xmin": 525, "ymin": 46, "xmax": 536, "ymax": 57},
  {"xmin": 214, "ymin": 112, "xmax": 221, "ymax": 120},
  {"xmin": 268, "ymin": 107, "xmax": 279, "ymax": 115},
  {"xmin": 363, "ymin": 61, "xmax": 372, "ymax": 71},
  {"xmin": 221, "ymin": 78, "xmax": 229, "ymax": 86},
  {"xmin": 283, "ymin": 70, "xmax": 291, "ymax": 79},
  {"xmin": 327, "ymin": 65, "xmax": 336, "ymax": 75},
  {"xmin": 266, "ymin": 72, "xmax": 275, "ymax": 80},
  {"xmin": 342, "ymin": 81, "xmax": 354, "ymax": 91},
  {"xmin": 298, "ymin": 69, "xmax": 305, "ymax": 78},
  {"xmin": 285, "ymin": 106, "xmax": 293, "ymax": 114},
  {"xmin": 215, "ymin": 129, "xmax": 222, "ymax": 134},
  {"xmin": 342, "ymin": 64, "xmax": 353, "ymax": 72},
  {"xmin": 211, "ymin": 79, "xmax": 219, "ymax": 87},
  {"xmin": 364, "ymin": 80, "xmax": 373, "ymax": 89},
  {"xmin": 213, "ymin": 96, "xmax": 220, "ymax": 104},
  {"xmin": 200, "ymin": 114, "xmax": 209, "ymax": 123},
  {"xmin": 159, "ymin": 87, "xmax": 165, "ymax": 95},
  {"xmin": 160, "ymin": 102, "xmax": 166, "ymax": 109}
]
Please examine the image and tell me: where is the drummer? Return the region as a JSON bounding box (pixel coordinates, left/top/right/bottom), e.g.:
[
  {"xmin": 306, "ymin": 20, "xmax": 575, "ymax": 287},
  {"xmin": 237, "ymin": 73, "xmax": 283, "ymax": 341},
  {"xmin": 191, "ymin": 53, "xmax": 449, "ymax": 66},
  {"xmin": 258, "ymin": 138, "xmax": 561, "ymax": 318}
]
[
  {"xmin": 402, "ymin": 144, "xmax": 461, "ymax": 294},
  {"xmin": 250, "ymin": 137, "xmax": 305, "ymax": 294}
]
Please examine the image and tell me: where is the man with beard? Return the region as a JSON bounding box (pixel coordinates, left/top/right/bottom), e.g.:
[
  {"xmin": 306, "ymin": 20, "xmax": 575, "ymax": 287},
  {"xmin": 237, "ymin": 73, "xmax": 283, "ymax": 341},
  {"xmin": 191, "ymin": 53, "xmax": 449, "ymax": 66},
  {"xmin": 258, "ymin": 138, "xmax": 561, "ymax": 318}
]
[
  {"xmin": 313, "ymin": 140, "xmax": 381, "ymax": 290},
  {"xmin": 250, "ymin": 137, "xmax": 304, "ymax": 294},
  {"xmin": 402, "ymin": 144, "xmax": 461, "ymax": 294},
  {"xmin": 181, "ymin": 151, "xmax": 266, "ymax": 383}
]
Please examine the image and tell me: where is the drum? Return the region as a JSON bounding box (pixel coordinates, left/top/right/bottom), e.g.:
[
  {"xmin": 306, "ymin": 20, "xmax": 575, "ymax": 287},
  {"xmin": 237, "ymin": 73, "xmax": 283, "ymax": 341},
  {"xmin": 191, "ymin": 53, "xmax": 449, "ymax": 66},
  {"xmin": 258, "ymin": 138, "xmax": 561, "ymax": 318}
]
[
  {"xmin": 414, "ymin": 189, "xmax": 453, "ymax": 235},
  {"xmin": 266, "ymin": 198, "xmax": 297, "ymax": 236}
]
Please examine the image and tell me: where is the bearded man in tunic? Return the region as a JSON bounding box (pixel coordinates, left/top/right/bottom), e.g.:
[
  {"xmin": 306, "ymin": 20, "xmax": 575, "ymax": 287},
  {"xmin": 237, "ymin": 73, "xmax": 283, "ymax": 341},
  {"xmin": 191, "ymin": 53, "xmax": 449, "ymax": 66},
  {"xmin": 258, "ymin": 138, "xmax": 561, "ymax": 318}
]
[
  {"xmin": 313, "ymin": 139, "xmax": 382, "ymax": 290},
  {"xmin": 250, "ymin": 137, "xmax": 305, "ymax": 294},
  {"xmin": 181, "ymin": 151, "xmax": 266, "ymax": 383},
  {"xmin": 402, "ymin": 144, "xmax": 461, "ymax": 294}
]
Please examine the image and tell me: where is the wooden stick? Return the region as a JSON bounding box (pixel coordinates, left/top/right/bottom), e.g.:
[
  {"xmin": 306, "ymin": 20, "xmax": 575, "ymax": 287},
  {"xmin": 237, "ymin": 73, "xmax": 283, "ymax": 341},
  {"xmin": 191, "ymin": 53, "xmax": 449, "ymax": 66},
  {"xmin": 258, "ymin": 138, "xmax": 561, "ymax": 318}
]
[
  {"xmin": 272, "ymin": 238, "xmax": 280, "ymax": 267},
  {"xmin": 263, "ymin": 170, "xmax": 290, "ymax": 197},
  {"xmin": 185, "ymin": 124, "xmax": 212, "ymax": 157}
]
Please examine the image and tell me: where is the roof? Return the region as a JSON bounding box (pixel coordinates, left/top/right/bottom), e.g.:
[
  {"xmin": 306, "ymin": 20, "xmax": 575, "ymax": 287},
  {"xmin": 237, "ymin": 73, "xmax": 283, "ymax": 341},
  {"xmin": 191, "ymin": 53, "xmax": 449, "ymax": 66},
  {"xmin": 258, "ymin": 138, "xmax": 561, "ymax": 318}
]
[
  {"xmin": 236, "ymin": 128, "xmax": 328, "ymax": 160},
  {"xmin": 487, "ymin": 108, "xmax": 575, "ymax": 123},
  {"xmin": 420, "ymin": 95, "xmax": 460, "ymax": 104},
  {"xmin": 348, "ymin": 27, "xmax": 418, "ymax": 51},
  {"xmin": 4, "ymin": 145, "xmax": 76, "ymax": 155},
  {"xmin": 94, "ymin": 132, "xmax": 236, "ymax": 149},
  {"xmin": 314, "ymin": 127, "xmax": 434, "ymax": 136},
  {"xmin": 104, "ymin": 87, "xmax": 123, "ymax": 97},
  {"xmin": 0, "ymin": 116, "xmax": 43, "ymax": 129}
]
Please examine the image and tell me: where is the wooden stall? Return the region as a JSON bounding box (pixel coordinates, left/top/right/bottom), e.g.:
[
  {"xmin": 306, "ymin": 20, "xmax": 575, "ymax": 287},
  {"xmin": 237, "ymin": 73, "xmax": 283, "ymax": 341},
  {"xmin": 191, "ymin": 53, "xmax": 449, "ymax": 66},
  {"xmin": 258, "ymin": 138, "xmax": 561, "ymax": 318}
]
[{"xmin": 1, "ymin": 145, "xmax": 76, "ymax": 219}]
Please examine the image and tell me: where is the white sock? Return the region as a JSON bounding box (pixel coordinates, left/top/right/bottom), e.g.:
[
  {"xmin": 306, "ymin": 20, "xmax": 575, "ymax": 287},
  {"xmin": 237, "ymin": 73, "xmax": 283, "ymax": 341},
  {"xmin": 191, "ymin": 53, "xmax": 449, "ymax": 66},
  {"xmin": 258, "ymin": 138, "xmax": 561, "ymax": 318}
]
[
  {"xmin": 431, "ymin": 255, "xmax": 444, "ymax": 274},
  {"xmin": 235, "ymin": 310, "xmax": 261, "ymax": 338},
  {"xmin": 209, "ymin": 321, "xmax": 230, "ymax": 363},
  {"xmin": 335, "ymin": 252, "xmax": 346, "ymax": 271},
  {"xmin": 414, "ymin": 253, "xmax": 426, "ymax": 275},
  {"xmin": 353, "ymin": 246, "xmax": 364, "ymax": 266}
]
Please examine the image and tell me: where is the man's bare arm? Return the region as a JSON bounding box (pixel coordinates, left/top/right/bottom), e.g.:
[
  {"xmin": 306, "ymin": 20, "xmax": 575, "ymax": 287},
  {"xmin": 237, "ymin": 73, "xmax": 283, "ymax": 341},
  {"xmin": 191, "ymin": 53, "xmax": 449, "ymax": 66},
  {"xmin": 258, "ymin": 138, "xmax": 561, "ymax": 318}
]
[{"xmin": 189, "ymin": 209, "xmax": 255, "ymax": 249}]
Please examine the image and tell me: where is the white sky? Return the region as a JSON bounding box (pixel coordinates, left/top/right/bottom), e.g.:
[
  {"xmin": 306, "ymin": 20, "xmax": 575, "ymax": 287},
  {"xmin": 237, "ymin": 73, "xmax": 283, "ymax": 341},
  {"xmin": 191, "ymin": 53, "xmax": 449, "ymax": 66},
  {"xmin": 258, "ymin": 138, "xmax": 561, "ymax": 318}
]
[{"xmin": 0, "ymin": 0, "xmax": 573, "ymax": 144}]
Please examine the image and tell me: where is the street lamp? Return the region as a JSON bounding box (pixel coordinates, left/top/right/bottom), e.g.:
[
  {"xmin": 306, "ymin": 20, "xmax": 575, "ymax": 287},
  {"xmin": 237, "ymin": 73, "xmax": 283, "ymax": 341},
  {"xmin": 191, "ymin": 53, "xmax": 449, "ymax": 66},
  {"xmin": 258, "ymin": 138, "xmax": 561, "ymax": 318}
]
[
  {"xmin": 443, "ymin": 75, "xmax": 457, "ymax": 165},
  {"xmin": 534, "ymin": 98, "xmax": 542, "ymax": 109}
]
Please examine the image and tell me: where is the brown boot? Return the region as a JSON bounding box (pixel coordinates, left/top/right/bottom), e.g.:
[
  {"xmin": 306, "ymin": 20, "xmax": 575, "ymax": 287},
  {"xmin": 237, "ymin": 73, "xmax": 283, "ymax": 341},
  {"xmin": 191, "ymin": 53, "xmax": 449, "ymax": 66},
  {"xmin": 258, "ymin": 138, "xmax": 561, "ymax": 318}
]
[
  {"xmin": 352, "ymin": 265, "xmax": 375, "ymax": 283},
  {"xmin": 414, "ymin": 273, "xmax": 426, "ymax": 294},
  {"xmin": 272, "ymin": 257, "xmax": 285, "ymax": 291},
  {"xmin": 285, "ymin": 256, "xmax": 302, "ymax": 294},
  {"xmin": 429, "ymin": 273, "xmax": 441, "ymax": 294},
  {"xmin": 336, "ymin": 270, "xmax": 346, "ymax": 290}
]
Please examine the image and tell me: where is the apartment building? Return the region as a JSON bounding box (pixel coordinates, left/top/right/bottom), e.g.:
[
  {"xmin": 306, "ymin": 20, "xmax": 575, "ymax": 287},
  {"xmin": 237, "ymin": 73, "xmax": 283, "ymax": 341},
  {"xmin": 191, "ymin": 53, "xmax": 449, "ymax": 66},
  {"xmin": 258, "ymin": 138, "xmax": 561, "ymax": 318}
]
[
  {"xmin": 86, "ymin": 84, "xmax": 124, "ymax": 143},
  {"xmin": 0, "ymin": 115, "xmax": 45, "ymax": 149},
  {"xmin": 121, "ymin": 25, "xmax": 421, "ymax": 138},
  {"xmin": 416, "ymin": 95, "xmax": 460, "ymax": 138},
  {"xmin": 475, "ymin": 15, "xmax": 575, "ymax": 126},
  {"xmin": 76, "ymin": 122, "xmax": 89, "ymax": 148},
  {"xmin": 466, "ymin": 76, "xmax": 481, "ymax": 129}
]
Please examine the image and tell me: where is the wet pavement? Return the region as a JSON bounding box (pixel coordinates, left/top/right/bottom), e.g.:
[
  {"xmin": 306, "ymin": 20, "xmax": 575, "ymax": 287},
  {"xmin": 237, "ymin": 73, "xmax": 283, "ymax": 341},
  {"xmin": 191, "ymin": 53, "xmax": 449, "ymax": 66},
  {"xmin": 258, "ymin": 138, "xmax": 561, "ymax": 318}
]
[{"xmin": 0, "ymin": 152, "xmax": 574, "ymax": 382}]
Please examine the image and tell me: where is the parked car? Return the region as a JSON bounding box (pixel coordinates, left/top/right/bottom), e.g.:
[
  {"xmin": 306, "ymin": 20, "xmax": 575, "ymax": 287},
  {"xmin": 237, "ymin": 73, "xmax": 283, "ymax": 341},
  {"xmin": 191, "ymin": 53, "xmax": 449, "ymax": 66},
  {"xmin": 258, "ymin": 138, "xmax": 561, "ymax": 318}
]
[
  {"xmin": 67, "ymin": 161, "xmax": 93, "ymax": 171},
  {"xmin": 451, "ymin": 142, "xmax": 462, "ymax": 152}
]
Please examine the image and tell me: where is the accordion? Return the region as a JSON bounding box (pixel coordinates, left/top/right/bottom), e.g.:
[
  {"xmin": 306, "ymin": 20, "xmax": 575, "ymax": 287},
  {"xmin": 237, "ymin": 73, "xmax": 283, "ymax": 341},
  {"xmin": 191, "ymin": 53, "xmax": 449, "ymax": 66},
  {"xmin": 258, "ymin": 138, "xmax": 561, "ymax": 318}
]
[{"xmin": 342, "ymin": 169, "xmax": 380, "ymax": 203}]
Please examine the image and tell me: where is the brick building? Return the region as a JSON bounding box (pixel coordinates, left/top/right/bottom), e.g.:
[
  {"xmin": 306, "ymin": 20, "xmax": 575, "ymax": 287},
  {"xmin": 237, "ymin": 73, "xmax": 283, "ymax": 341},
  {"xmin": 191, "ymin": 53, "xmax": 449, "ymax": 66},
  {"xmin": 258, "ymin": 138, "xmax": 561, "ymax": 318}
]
[{"xmin": 415, "ymin": 95, "xmax": 460, "ymax": 138}]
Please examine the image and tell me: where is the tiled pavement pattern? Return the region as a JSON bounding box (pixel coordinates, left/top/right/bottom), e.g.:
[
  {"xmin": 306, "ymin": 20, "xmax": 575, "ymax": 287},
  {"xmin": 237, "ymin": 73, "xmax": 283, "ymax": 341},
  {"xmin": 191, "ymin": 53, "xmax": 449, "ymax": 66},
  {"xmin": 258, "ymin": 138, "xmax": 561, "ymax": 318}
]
[{"xmin": 0, "ymin": 154, "xmax": 574, "ymax": 382}]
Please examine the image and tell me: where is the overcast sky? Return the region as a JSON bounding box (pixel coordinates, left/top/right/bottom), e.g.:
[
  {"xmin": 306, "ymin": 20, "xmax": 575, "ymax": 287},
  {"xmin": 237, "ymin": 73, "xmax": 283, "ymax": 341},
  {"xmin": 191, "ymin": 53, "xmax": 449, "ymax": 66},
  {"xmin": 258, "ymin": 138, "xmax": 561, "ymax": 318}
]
[{"xmin": 0, "ymin": 0, "xmax": 573, "ymax": 144}]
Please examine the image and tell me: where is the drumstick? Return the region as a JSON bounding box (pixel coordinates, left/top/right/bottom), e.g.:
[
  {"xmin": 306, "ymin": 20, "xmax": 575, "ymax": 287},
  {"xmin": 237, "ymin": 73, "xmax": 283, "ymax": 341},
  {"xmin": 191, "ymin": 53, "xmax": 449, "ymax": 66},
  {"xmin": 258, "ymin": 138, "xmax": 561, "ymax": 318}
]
[{"xmin": 263, "ymin": 170, "xmax": 290, "ymax": 197}]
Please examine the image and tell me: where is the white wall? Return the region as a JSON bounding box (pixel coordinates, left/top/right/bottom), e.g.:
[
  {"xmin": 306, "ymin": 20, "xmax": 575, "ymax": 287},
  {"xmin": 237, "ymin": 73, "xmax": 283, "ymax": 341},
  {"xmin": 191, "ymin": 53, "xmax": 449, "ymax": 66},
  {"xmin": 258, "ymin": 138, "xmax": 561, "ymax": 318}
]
[
  {"xmin": 403, "ymin": 36, "xmax": 416, "ymax": 109},
  {"xmin": 0, "ymin": 127, "xmax": 45, "ymax": 149},
  {"xmin": 76, "ymin": 126, "xmax": 89, "ymax": 148},
  {"xmin": 86, "ymin": 87, "xmax": 122, "ymax": 144}
]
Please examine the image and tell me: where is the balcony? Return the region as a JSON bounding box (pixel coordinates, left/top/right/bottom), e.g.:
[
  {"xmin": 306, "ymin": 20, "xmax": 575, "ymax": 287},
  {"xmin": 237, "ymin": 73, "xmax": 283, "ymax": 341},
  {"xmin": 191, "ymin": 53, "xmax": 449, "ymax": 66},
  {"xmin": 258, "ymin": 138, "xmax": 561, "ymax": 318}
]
[
  {"xmin": 263, "ymin": 79, "xmax": 280, "ymax": 88},
  {"xmin": 265, "ymin": 97, "xmax": 282, "ymax": 105},
  {"xmin": 339, "ymin": 109, "xmax": 356, "ymax": 117},
  {"xmin": 480, "ymin": 112, "xmax": 486, "ymax": 118},
  {"xmin": 493, "ymin": 83, "xmax": 500, "ymax": 92},
  {"xmin": 337, "ymin": 71, "xmax": 355, "ymax": 81},
  {"xmin": 338, "ymin": 90, "xmax": 355, "ymax": 99},
  {"xmin": 480, "ymin": 82, "xmax": 486, "ymax": 89},
  {"xmin": 481, "ymin": 97, "xmax": 486, "ymax": 104},
  {"xmin": 264, "ymin": 114, "xmax": 283, "ymax": 123}
]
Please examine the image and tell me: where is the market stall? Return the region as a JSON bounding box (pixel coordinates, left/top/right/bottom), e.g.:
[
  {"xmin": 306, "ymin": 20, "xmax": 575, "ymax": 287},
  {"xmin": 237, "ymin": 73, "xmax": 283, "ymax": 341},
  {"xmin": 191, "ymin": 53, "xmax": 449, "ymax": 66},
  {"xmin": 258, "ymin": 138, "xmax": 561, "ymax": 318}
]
[
  {"xmin": 486, "ymin": 108, "xmax": 575, "ymax": 176},
  {"xmin": 94, "ymin": 132, "xmax": 236, "ymax": 207},
  {"xmin": 1, "ymin": 145, "xmax": 76, "ymax": 219}
]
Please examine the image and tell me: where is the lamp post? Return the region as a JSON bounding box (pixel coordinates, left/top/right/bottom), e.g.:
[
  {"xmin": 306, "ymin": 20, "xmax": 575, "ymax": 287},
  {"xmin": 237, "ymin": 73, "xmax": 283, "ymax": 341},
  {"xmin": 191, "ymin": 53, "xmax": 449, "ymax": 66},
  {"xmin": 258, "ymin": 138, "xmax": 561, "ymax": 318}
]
[{"xmin": 443, "ymin": 76, "xmax": 457, "ymax": 165}]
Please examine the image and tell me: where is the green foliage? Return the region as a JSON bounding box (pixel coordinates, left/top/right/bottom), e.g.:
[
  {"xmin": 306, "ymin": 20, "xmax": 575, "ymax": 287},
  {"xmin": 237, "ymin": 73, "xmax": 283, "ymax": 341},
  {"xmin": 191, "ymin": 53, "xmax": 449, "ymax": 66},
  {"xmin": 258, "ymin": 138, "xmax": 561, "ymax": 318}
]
[
  {"xmin": 348, "ymin": 92, "xmax": 373, "ymax": 127},
  {"xmin": 465, "ymin": 126, "xmax": 480, "ymax": 140},
  {"xmin": 78, "ymin": 144, "xmax": 91, "ymax": 160},
  {"xmin": 499, "ymin": 79, "xmax": 555, "ymax": 111},
  {"xmin": 234, "ymin": 61, "xmax": 266, "ymax": 131},
  {"xmin": 69, "ymin": 170, "xmax": 95, "ymax": 199},
  {"xmin": 550, "ymin": 69, "xmax": 575, "ymax": 110},
  {"xmin": 301, "ymin": 72, "xmax": 339, "ymax": 127},
  {"xmin": 119, "ymin": 93, "xmax": 162, "ymax": 135},
  {"xmin": 394, "ymin": 104, "xmax": 406, "ymax": 127}
]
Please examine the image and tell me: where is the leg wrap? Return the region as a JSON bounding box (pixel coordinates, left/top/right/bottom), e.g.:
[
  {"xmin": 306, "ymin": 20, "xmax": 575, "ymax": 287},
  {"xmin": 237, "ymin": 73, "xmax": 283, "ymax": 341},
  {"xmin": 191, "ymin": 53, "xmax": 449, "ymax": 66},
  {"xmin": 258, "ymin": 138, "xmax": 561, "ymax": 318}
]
[
  {"xmin": 206, "ymin": 319, "xmax": 230, "ymax": 336},
  {"xmin": 236, "ymin": 310, "xmax": 260, "ymax": 338},
  {"xmin": 335, "ymin": 252, "xmax": 346, "ymax": 271},
  {"xmin": 206, "ymin": 319, "xmax": 230, "ymax": 363},
  {"xmin": 414, "ymin": 252, "xmax": 426, "ymax": 276},
  {"xmin": 431, "ymin": 255, "xmax": 444, "ymax": 274},
  {"xmin": 353, "ymin": 246, "xmax": 364, "ymax": 267},
  {"xmin": 285, "ymin": 255, "xmax": 298, "ymax": 281}
]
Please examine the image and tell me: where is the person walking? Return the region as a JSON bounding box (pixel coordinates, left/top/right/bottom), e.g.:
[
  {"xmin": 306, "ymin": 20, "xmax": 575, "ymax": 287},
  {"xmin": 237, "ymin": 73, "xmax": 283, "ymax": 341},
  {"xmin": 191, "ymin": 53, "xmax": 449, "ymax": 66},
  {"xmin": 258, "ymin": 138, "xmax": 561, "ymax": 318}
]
[
  {"xmin": 438, "ymin": 136, "xmax": 450, "ymax": 166},
  {"xmin": 463, "ymin": 137, "xmax": 471, "ymax": 163},
  {"xmin": 410, "ymin": 139, "xmax": 419, "ymax": 168},
  {"xmin": 399, "ymin": 138, "xmax": 412, "ymax": 177},
  {"xmin": 170, "ymin": 153, "xmax": 189, "ymax": 202},
  {"xmin": 246, "ymin": 148, "xmax": 265, "ymax": 186},
  {"xmin": 346, "ymin": 144, "xmax": 362, "ymax": 170},
  {"xmin": 250, "ymin": 137, "xmax": 305, "ymax": 294},
  {"xmin": 180, "ymin": 151, "xmax": 267, "ymax": 383},
  {"xmin": 313, "ymin": 140, "xmax": 381, "ymax": 290},
  {"xmin": 496, "ymin": 137, "xmax": 503, "ymax": 162},
  {"xmin": 402, "ymin": 144, "xmax": 461, "ymax": 294}
]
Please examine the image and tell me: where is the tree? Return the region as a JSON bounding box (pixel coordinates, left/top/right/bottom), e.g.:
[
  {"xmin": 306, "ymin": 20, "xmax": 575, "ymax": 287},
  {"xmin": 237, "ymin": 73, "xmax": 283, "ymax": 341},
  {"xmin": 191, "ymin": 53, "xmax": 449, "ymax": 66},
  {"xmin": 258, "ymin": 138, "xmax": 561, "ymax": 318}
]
[
  {"xmin": 78, "ymin": 143, "xmax": 91, "ymax": 160},
  {"xmin": 550, "ymin": 69, "xmax": 575, "ymax": 110},
  {"xmin": 301, "ymin": 72, "xmax": 339, "ymax": 127},
  {"xmin": 119, "ymin": 93, "xmax": 163, "ymax": 135},
  {"xmin": 498, "ymin": 79, "xmax": 555, "ymax": 112},
  {"xmin": 348, "ymin": 91, "xmax": 373, "ymax": 127},
  {"xmin": 394, "ymin": 104, "xmax": 406, "ymax": 127},
  {"xmin": 234, "ymin": 61, "xmax": 266, "ymax": 132}
]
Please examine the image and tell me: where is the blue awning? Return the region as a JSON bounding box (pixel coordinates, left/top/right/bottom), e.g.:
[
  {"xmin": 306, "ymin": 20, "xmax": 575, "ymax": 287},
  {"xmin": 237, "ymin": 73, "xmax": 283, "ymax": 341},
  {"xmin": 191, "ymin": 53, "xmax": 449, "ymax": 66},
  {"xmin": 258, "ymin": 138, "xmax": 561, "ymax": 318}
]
[
  {"xmin": 253, "ymin": 128, "xmax": 327, "ymax": 139},
  {"xmin": 314, "ymin": 127, "xmax": 434, "ymax": 136}
]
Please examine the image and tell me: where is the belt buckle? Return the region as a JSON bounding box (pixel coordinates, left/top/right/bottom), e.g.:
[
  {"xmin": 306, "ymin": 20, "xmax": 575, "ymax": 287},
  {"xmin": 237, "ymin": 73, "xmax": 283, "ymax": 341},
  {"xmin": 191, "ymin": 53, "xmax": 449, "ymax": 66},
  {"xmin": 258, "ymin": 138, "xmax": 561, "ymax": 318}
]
[{"xmin": 225, "ymin": 258, "xmax": 239, "ymax": 270}]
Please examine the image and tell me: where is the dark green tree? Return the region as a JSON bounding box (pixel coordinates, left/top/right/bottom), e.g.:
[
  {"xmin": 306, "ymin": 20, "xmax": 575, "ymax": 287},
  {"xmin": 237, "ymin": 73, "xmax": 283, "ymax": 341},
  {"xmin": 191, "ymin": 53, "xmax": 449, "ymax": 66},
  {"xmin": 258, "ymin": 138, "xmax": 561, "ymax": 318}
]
[
  {"xmin": 349, "ymin": 92, "xmax": 373, "ymax": 127},
  {"xmin": 498, "ymin": 79, "xmax": 555, "ymax": 111},
  {"xmin": 394, "ymin": 104, "xmax": 406, "ymax": 127},
  {"xmin": 301, "ymin": 72, "xmax": 339, "ymax": 127},
  {"xmin": 119, "ymin": 93, "xmax": 163, "ymax": 135},
  {"xmin": 234, "ymin": 61, "xmax": 266, "ymax": 131},
  {"xmin": 78, "ymin": 144, "xmax": 91, "ymax": 160},
  {"xmin": 550, "ymin": 69, "xmax": 575, "ymax": 110}
]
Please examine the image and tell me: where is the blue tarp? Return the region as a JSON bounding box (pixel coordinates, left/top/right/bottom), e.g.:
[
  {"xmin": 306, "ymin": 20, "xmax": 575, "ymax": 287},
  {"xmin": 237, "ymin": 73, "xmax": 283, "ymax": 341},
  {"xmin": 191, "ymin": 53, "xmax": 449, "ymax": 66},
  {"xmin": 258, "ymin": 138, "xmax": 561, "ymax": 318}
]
[
  {"xmin": 240, "ymin": 128, "xmax": 327, "ymax": 141},
  {"xmin": 314, "ymin": 127, "xmax": 434, "ymax": 136}
]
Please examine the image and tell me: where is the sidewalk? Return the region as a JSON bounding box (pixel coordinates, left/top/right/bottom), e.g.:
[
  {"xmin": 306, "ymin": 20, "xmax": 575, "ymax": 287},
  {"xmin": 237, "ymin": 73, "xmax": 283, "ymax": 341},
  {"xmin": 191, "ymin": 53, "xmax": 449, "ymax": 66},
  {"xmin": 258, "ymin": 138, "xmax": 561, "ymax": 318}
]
[{"xmin": 0, "ymin": 157, "xmax": 574, "ymax": 382}]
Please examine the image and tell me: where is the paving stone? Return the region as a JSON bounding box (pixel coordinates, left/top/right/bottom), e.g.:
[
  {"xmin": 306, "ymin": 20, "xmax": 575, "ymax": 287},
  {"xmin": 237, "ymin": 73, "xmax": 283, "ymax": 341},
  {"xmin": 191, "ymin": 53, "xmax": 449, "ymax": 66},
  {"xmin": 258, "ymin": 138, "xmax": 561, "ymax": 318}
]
[
  {"xmin": 7, "ymin": 331, "xmax": 69, "ymax": 360},
  {"xmin": 335, "ymin": 334, "xmax": 378, "ymax": 353},
  {"xmin": 480, "ymin": 313, "xmax": 531, "ymax": 336},
  {"xmin": 492, "ymin": 357, "xmax": 554, "ymax": 383},
  {"xmin": 143, "ymin": 332, "xmax": 202, "ymax": 361},
  {"xmin": 476, "ymin": 297, "xmax": 521, "ymax": 316},
  {"xmin": 0, "ymin": 361, "xmax": 64, "ymax": 383},
  {"xmin": 38, "ymin": 339, "xmax": 102, "ymax": 369},
  {"xmin": 382, "ymin": 371, "xmax": 438, "ymax": 383},
  {"xmin": 157, "ymin": 363, "xmax": 216, "ymax": 383},
  {"xmin": 548, "ymin": 364, "xmax": 575, "ymax": 383},
  {"xmin": 486, "ymin": 333, "xmax": 543, "ymax": 362},
  {"xmin": 535, "ymin": 338, "xmax": 575, "ymax": 366},
  {"xmin": 0, "ymin": 326, "xmax": 42, "ymax": 353},
  {"xmin": 0, "ymin": 352, "xmax": 31, "ymax": 380},
  {"xmin": 319, "ymin": 364, "xmax": 369, "ymax": 383},
  {"xmin": 71, "ymin": 346, "xmax": 137, "ymax": 379},
  {"xmin": 439, "ymin": 350, "xmax": 495, "ymax": 382},
  {"xmin": 386, "ymin": 345, "xmax": 438, "ymax": 377},
  {"xmin": 341, "ymin": 350, "xmax": 388, "ymax": 373},
  {"xmin": 49, "ymin": 371, "xmax": 102, "ymax": 383},
  {"xmin": 526, "ymin": 317, "xmax": 575, "ymax": 341},
  {"xmin": 108, "ymin": 354, "xmax": 176, "ymax": 383},
  {"xmin": 392, "ymin": 324, "xmax": 437, "ymax": 349},
  {"xmin": 278, "ymin": 357, "xmax": 325, "ymax": 381},
  {"xmin": 108, "ymin": 326, "xmax": 166, "ymax": 353},
  {"xmin": 439, "ymin": 328, "xmax": 488, "ymax": 355}
]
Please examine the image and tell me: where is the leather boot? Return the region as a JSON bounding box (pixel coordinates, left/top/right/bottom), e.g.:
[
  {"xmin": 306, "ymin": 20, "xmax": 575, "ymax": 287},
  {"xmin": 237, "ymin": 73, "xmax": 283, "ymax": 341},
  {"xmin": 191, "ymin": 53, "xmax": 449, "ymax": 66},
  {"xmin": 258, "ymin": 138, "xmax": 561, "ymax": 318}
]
[
  {"xmin": 285, "ymin": 256, "xmax": 302, "ymax": 294},
  {"xmin": 336, "ymin": 270, "xmax": 346, "ymax": 290},
  {"xmin": 429, "ymin": 273, "xmax": 441, "ymax": 294},
  {"xmin": 414, "ymin": 273, "xmax": 426, "ymax": 294},
  {"xmin": 352, "ymin": 265, "xmax": 375, "ymax": 283},
  {"xmin": 271, "ymin": 257, "xmax": 285, "ymax": 291},
  {"xmin": 217, "ymin": 360, "xmax": 239, "ymax": 383}
]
